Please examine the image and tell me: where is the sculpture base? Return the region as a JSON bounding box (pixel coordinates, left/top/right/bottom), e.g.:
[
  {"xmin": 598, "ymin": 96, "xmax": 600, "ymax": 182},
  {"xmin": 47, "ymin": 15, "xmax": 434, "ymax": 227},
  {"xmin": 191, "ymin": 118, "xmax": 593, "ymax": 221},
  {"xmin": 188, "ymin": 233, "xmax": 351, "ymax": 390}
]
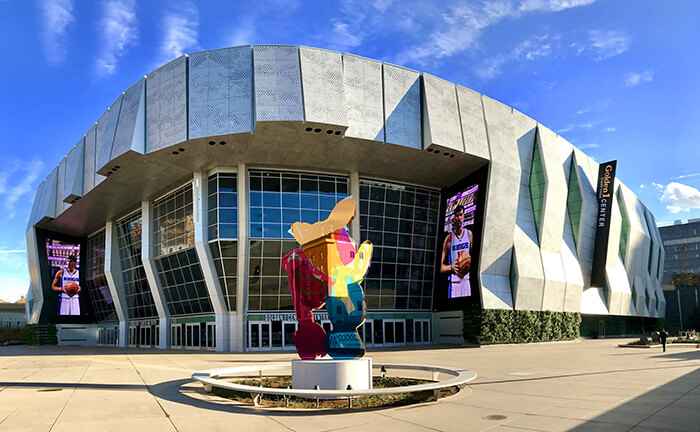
[{"xmin": 291, "ymin": 358, "xmax": 372, "ymax": 391}]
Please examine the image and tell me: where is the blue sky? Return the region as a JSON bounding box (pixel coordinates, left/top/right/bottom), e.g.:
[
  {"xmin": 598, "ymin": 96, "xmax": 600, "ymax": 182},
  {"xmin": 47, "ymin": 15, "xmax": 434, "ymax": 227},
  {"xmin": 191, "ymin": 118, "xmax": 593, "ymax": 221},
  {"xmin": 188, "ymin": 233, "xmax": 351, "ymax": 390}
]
[{"xmin": 1, "ymin": 0, "xmax": 699, "ymax": 302}]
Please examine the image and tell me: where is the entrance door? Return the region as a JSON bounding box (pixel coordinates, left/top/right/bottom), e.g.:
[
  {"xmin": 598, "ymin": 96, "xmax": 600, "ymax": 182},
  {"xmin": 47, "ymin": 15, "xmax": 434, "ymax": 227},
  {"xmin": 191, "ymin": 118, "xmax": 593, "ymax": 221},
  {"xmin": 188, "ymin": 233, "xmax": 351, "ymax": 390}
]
[
  {"xmin": 185, "ymin": 323, "xmax": 201, "ymax": 349},
  {"xmin": 598, "ymin": 320, "xmax": 606, "ymax": 338},
  {"xmin": 248, "ymin": 321, "xmax": 271, "ymax": 350},
  {"xmin": 361, "ymin": 319, "xmax": 374, "ymax": 347},
  {"xmin": 206, "ymin": 322, "xmax": 216, "ymax": 350},
  {"xmin": 171, "ymin": 324, "xmax": 182, "ymax": 348},
  {"xmin": 383, "ymin": 319, "xmax": 406, "ymax": 346},
  {"xmin": 282, "ymin": 321, "xmax": 298, "ymax": 350},
  {"xmin": 129, "ymin": 326, "xmax": 137, "ymax": 347},
  {"xmin": 414, "ymin": 319, "xmax": 430, "ymax": 344}
]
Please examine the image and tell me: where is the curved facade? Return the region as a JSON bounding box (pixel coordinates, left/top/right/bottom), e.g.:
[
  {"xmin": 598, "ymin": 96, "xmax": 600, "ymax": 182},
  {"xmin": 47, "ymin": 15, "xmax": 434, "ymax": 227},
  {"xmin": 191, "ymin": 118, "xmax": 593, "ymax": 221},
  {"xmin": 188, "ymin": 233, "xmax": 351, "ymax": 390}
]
[{"xmin": 25, "ymin": 45, "xmax": 664, "ymax": 351}]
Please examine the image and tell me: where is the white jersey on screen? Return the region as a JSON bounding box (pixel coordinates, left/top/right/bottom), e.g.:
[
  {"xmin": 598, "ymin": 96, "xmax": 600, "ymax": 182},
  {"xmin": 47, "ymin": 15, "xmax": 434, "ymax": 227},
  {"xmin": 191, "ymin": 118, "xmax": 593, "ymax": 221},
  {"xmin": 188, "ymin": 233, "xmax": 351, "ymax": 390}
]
[
  {"xmin": 447, "ymin": 230, "xmax": 471, "ymax": 298},
  {"xmin": 59, "ymin": 268, "xmax": 80, "ymax": 316}
]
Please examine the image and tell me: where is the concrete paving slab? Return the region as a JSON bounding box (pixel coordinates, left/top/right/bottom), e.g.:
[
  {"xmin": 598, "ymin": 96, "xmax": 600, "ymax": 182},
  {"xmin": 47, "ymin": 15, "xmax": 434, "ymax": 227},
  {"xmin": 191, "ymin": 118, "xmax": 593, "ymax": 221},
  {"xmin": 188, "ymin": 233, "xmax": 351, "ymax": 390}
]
[{"xmin": 0, "ymin": 339, "xmax": 697, "ymax": 432}]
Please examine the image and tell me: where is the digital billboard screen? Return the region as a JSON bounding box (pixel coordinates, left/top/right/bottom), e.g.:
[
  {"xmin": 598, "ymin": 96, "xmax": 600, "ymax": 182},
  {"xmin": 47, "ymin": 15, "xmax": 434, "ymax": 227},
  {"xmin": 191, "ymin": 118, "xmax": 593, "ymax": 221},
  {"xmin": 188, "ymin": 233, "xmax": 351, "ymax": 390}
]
[
  {"xmin": 440, "ymin": 185, "xmax": 478, "ymax": 298},
  {"xmin": 46, "ymin": 239, "xmax": 82, "ymax": 316}
]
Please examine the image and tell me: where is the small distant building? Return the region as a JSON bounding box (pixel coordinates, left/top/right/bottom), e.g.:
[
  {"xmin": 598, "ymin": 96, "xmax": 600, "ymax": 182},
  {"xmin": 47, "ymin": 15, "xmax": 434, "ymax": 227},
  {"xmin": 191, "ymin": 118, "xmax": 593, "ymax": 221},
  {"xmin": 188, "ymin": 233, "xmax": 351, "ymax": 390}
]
[{"xmin": 0, "ymin": 302, "xmax": 27, "ymax": 328}]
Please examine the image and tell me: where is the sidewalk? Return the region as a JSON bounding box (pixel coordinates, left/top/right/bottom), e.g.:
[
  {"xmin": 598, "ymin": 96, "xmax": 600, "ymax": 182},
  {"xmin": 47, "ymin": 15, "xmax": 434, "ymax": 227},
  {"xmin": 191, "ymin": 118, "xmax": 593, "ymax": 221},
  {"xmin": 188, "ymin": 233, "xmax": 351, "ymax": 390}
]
[{"xmin": 0, "ymin": 338, "xmax": 698, "ymax": 431}]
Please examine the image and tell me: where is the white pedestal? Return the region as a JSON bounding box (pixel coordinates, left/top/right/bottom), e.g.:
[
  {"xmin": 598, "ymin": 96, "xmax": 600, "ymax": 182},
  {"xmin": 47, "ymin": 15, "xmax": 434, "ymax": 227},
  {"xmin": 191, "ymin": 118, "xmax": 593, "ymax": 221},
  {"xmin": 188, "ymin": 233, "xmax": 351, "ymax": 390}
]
[{"xmin": 292, "ymin": 358, "xmax": 373, "ymax": 391}]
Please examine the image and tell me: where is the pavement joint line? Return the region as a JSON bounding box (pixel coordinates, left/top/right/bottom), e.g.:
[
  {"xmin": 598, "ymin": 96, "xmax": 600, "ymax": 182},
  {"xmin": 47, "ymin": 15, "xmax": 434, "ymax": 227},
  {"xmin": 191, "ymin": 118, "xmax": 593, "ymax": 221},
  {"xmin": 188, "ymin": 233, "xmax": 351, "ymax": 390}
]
[
  {"xmin": 620, "ymin": 375, "xmax": 700, "ymax": 431},
  {"xmin": 0, "ymin": 406, "xmax": 19, "ymax": 426},
  {"xmin": 126, "ymin": 353, "xmax": 179, "ymax": 432},
  {"xmin": 265, "ymin": 415, "xmax": 297, "ymax": 432},
  {"xmin": 47, "ymin": 356, "xmax": 91, "ymax": 432}
]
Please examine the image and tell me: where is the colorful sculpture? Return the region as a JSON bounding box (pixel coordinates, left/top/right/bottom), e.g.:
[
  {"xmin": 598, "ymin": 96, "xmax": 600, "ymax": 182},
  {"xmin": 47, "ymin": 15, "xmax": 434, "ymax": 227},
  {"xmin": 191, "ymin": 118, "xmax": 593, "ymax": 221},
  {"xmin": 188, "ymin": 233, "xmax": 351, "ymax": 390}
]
[{"xmin": 281, "ymin": 197, "xmax": 373, "ymax": 360}]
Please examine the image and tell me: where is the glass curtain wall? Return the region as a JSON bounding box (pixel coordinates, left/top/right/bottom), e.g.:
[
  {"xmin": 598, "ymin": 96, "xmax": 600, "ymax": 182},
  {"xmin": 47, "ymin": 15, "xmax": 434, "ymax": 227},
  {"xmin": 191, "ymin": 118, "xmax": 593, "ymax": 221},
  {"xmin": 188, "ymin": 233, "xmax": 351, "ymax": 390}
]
[
  {"xmin": 208, "ymin": 172, "xmax": 238, "ymax": 311},
  {"xmin": 116, "ymin": 212, "xmax": 158, "ymax": 319},
  {"xmin": 248, "ymin": 170, "xmax": 349, "ymax": 311},
  {"xmin": 152, "ymin": 183, "xmax": 213, "ymax": 316},
  {"xmin": 359, "ymin": 179, "xmax": 440, "ymax": 310},
  {"xmin": 84, "ymin": 230, "xmax": 117, "ymax": 322}
]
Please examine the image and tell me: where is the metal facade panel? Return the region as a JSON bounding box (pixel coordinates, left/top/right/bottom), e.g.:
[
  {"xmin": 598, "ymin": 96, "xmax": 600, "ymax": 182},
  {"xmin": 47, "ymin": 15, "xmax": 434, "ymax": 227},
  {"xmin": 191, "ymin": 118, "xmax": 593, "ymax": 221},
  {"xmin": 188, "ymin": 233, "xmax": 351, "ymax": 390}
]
[
  {"xmin": 299, "ymin": 47, "xmax": 347, "ymax": 127},
  {"xmin": 342, "ymin": 54, "xmax": 383, "ymax": 141},
  {"xmin": 253, "ymin": 45, "xmax": 304, "ymax": 122},
  {"xmin": 511, "ymin": 114, "xmax": 544, "ymax": 310},
  {"xmin": 95, "ymin": 96, "xmax": 123, "ymax": 173},
  {"xmin": 456, "ymin": 86, "xmax": 490, "ymax": 160},
  {"xmin": 62, "ymin": 138, "xmax": 84, "ymax": 203},
  {"xmin": 40, "ymin": 168, "xmax": 58, "ymax": 223},
  {"xmin": 146, "ymin": 56, "xmax": 188, "ymax": 153},
  {"xmin": 422, "ymin": 74, "xmax": 463, "ymax": 152},
  {"xmin": 83, "ymin": 124, "xmax": 97, "ymax": 191},
  {"xmin": 56, "ymin": 157, "xmax": 66, "ymax": 215},
  {"xmin": 383, "ymin": 64, "xmax": 421, "ymax": 149},
  {"xmin": 112, "ymin": 79, "xmax": 146, "ymax": 160},
  {"xmin": 189, "ymin": 47, "xmax": 253, "ymax": 139},
  {"xmin": 479, "ymin": 96, "xmax": 519, "ymax": 309}
]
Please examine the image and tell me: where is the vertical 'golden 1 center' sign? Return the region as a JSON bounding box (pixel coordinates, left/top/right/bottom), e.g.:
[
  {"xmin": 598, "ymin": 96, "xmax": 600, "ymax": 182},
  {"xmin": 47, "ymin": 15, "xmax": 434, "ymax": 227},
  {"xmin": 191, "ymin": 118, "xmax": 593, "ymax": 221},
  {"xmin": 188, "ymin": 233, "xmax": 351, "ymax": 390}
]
[{"xmin": 590, "ymin": 160, "xmax": 617, "ymax": 288}]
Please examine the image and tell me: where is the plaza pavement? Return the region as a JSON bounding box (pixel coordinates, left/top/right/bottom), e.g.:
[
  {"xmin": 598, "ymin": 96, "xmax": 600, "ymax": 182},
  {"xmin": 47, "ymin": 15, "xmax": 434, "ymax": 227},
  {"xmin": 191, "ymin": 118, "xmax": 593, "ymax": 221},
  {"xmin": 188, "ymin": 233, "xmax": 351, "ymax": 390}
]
[{"xmin": 0, "ymin": 338, "xmax": 698, "ymax": 432}]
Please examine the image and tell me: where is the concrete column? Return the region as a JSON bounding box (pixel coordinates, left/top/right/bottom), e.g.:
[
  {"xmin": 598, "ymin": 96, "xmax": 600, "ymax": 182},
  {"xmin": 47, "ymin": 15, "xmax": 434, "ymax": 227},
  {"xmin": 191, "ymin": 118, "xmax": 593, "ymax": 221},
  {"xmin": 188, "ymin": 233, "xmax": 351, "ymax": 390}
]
[
  {"xmin": 236, "ymin": 163, "xmax": 249, "ymax": 352},
  {"xmin": 349, "ymin": 171, "xmax": 361, "ymax": 240},
  {"xmin": 104, "ymin": 220, "xmax": 129, "ymax": 347},
  {"xmin": 193, "ymin": 171, "xmax": 230, "ymax": 352},
  {"xmin": 141, "ymin": 200, "xmax": 171, "ymax": 349}
]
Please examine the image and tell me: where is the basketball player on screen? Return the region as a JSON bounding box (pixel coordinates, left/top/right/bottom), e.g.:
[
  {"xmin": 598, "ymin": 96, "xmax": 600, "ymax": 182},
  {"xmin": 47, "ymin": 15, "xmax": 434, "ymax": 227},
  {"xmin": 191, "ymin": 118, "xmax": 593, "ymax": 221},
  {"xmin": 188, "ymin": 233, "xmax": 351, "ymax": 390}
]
[
  {"xmin": 51, "ymin": 254, "xmax": 81, "ymax": 315},
  {"xmin": 441, "ymin": 205, "xmax": 472, "ymax": 298}
]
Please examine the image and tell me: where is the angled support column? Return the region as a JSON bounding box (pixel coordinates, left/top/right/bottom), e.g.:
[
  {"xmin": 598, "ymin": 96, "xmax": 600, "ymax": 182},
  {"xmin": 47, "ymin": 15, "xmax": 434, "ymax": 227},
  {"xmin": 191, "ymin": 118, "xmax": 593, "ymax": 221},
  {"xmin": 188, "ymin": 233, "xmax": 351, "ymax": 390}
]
[
  {"xmin": 24, "ymin": 227, "xmax": 43, "ymax": 324},
  {"xmin": 236, "ymin": 163, "xmax": 249, "ymax": 352},
  {"xmin": 349, "ymin": 171, "xmax": 360, "ymax": 240},
  {"xmin": 193, "ymin": 171, "xmax": 230, "ymax": 352},
  {"xmin": 141, "ymin": 200, "xmax": 171, "ymax": 349},
  {"xmin": 104, "ymin": 221, "xmax": 129, "ymax": 347}
]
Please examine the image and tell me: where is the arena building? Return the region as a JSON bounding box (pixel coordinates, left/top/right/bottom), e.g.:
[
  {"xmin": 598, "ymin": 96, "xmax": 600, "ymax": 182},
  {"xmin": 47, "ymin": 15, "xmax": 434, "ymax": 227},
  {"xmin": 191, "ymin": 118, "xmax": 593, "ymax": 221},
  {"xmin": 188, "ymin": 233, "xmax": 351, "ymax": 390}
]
[{"xmin": 25, "ymin": 45, "xmax": 665, "ymax": 351}]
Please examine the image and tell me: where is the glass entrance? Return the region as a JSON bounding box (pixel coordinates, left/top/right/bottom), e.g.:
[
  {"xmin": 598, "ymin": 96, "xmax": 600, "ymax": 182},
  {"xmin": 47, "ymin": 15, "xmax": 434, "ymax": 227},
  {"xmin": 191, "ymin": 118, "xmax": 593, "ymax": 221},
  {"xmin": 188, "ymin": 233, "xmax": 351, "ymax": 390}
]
[
  {"xmin": 282, "ymin": 321, "xmax": 298, "ymax": 350},
  {"xmin": 248, "ymin": 321, "xmax": 271, "ymax": 350},
  {"xmin": 360, "ymin": 319, "xmax": 374, "ymax": 347},
  {"xmin": 383, "ymin": 319, "xmax": 406, "ymax": 346},
  {"xmin": 413, "ymin": 319, "xmax": 430, "ymax": 344}
]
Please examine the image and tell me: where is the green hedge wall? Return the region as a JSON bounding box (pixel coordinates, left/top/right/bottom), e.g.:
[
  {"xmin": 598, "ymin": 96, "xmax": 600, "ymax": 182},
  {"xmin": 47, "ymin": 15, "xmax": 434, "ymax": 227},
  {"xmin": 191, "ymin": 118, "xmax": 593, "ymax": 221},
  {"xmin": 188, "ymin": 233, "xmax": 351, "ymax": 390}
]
[
  {"xmin": 25, "ymin": 324, "xmax": 57, "ymax": 345},
  {"xmin": 463, "ymin": 308, "xmax": 581, "ymax": 344},
  {"xmin": 0, "ymin": 327, "xmax": 25, "ymax": 344}
]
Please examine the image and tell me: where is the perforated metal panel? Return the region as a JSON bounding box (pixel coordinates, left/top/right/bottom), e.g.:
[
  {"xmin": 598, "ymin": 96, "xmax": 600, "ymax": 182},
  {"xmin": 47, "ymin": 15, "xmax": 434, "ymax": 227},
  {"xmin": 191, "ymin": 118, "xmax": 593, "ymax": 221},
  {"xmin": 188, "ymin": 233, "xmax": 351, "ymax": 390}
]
[
  {"xmin": 84, "ymin": 125, "xmax": 97, "ymax": 191},
  {"xmin": 27, "ymin": 170, "xmax": 57, "ymax": 228},
  {"xmin": 383, "ymin": 64, "xmax": 421, "ymax": 149},
  {"xmin": 112, "ymin": 79, "xmax": 145, "ymax": 160},
  {"xmin": 422, "ymin": 74, "xmax": 463, "ymax": 153},
  {"xmin": 299, "ymin": 47, "xmax": 346, "ymax": 127},
  {"xmin": 343, "ymin": 54, "xmax": 383, "ymax": 141},
  {"xmin": 456, "ymin": 86, "xmax": 490, "ymax": 160},
  {"xmin": 253, "ymin": 45, "xmax": 304, "ymax": 122},
  {"xmin": 146, "ymin": 56, "xmax": 187, "ymax": 153},
  {"xmin": 95, "ymin": 96, "xmax": 123, "ymax": 173},
  {"xmin": 189, "ymin": 46, "xmax": 253, "ymax": 139},
  {"xmin": 62, "ymin": 139, "xmax": 84, "ymax": 204}
]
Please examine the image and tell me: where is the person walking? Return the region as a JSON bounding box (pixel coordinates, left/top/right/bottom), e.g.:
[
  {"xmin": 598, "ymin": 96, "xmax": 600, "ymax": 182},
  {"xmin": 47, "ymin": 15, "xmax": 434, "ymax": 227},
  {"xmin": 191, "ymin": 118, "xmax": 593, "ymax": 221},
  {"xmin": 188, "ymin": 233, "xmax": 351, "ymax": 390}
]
[{"xmin": 659, "ymin": 329, "xmax": 668, "ymax": 352}]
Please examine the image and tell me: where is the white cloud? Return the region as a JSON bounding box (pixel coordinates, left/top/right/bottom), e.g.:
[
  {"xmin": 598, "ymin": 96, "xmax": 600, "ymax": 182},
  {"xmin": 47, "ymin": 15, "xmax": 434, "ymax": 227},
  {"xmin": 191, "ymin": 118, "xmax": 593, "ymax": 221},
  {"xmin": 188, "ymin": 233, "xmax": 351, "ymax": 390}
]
[
  {"xmin": 624, "ymin": 70, "xmax": 653, "ymax": 87},
  {"xmin": 519, "ymin": 0, "xmax": 595, "ymax": 12},
  {"xmin": 326, "ymin": 21, "xmax": 363, "ymax": 52},
  {"xmin": 474, "ymin": 34, "xmax": 553, "ymax": 80},
  {"xmin": 159, "ymin": 3, "xmax": 199, "ymax": 64},
  {"xmin": 673, "ymin": 173, "xmax": 700, "ymax": 180},
  {"xmin": 577, "ymin": 143, "xmax": 599, "ymax": 149},
  {"xmin": 394, "ymin": 0, "xmax": 594, "ymax": 66},
  {"xmin": 226, "ymin": 18, "xmax": 255, "ymax": 47},
  {"xmin": 0, "ymin": 251, "xmax": 29, "ymax": 303},
  {"xmin": 661, "ymin": 182, "xmax": 700, "ymax": 213},
  {"xmin": 39, "ymin": 0, "xmax": 74, "ymax": 65},
  {"xmin": 589, "ymin": 29, "xmax": 630, "ymax": 60},
  {"xmin": 576, "ymin": 107, "xmax": 591, "ymax": 115},
  {"xmin": 0, "ymin": 250, "xmax": 25, "ymax": 254},
  {"xmin": 652, "ymin": 182, "xmax": 664, "ymax": 191},
  {"xmin": 604, "ymin": 126, "xmax": 616, "ymax": 132},
  {"xmin": 95, "ymin": 0, "xmax": 137, "ymax": 77},
  {"xmin": 0, "ymin": 159, "xmax": 44, "ymax": 220}
]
